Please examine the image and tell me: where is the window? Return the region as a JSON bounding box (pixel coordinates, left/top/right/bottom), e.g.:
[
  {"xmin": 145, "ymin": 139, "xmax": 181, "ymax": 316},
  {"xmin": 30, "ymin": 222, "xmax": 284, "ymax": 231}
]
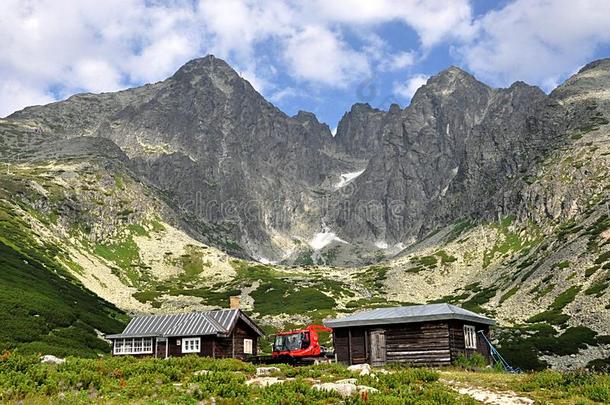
[
  {"xmin": 113, "ymin": 338, "xmax": 154, "ymax": 355},
  {"xmin": 244, "ymin": 338, "xmax": 253, "ymax": 355},
  {"xmin": 182, "ymin": 337, "xmax": 200, "ymax": 353},
  {"xmin": 464, "ymin": 325, "xmax": 477, "ymax": 349},
  {"xmin": 143, "ymin": 338, "xmax": 153, "ymax": 352}
]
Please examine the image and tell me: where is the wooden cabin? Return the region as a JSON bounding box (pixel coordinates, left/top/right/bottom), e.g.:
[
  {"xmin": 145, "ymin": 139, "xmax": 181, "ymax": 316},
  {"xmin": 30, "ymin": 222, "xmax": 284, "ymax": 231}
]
[
  {"xmin": 107, "ymin": 308, "xmax": 263, "ymax": 359},
  {"xmin": 324, "ymin": 303, "xmax": 495, "ymax": 367}
]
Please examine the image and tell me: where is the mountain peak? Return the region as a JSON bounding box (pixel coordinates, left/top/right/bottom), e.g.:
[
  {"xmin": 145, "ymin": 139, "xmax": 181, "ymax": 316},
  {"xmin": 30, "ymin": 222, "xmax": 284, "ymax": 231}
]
[
  {"xmin": 171, "ymin": 54, "xmax": 238, "ymax": 83},
  {"xmin": 293, "ymin": 110, "xmax": 319, "ymax": 123},
  {"xmin": 551, "ymin": 57, "xmax": 610, "ymax": 103},
  {"xmin": 412, "ymin": 65, "xmax": 488, "ymax": 103},
  {"xmin": 577, "ymin": 57, "xmax": 610, "ymax": 74}
]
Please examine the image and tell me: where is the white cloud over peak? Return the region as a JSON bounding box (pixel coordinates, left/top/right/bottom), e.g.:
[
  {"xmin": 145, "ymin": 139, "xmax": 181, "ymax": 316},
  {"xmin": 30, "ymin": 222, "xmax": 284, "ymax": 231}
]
[
  {"xmin": 458, "ymin": 0, "xmax": 610, "ymax": 89},
  {"xmin": 0, "ymin": 0, "xmax": 202, "ymax": 116},
  {"xmin": 383, "ymin": 51, "xmax": 417, "ymax": 71},
  {"xmin": 1, "ymin": 0, "xmax": 610, "ymax": 118},
  {"xmin": 308, "ymin": 0, "xmax": 473, "ymax": 47},
  {"xmin": 283, "ymin": 25, "xmax": 370, "ymax": 87},
  {"xmin": 394, "ymin": 74, "xmax": 429, "ymax": 100}
]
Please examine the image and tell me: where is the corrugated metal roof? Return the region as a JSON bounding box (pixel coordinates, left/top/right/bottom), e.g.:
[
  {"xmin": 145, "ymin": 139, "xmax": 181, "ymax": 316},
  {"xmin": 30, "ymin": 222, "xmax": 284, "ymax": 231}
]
[
  {"xmin": 106, "ymin": 309, "xmax": 261, "ymax": 339},
  {"xmin": 323, "ymin": 303, "xmax": 495, "ymax": 328}
]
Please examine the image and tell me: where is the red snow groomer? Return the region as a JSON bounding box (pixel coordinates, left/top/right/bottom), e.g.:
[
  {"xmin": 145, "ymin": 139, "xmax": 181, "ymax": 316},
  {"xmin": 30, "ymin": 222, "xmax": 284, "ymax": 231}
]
[{"xmin": 271, "ymin": 324, "xmax": 334, "ymax": 364}]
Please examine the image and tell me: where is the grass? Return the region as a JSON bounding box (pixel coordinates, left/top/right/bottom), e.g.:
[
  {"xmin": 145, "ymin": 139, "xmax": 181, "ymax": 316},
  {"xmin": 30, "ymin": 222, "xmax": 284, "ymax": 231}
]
[
  {"xmin": 496, "ymin": 324, "xmax": 603, "ymax": 371},
  {"xmin": 3, "ymin": 354, "xmax": 606, "ymax": 404},
  {"xmin": 585, "ymin": 280, "xmax": 609, "ymax": 297},
  {"xmin": 0, "ymin": 354, "xmax": 479, "ymax": 404},
  {"xmin": 0, "ymin": 203, "xmax": 127, "ymax": 357},
  {"xmin": 585, "ymin": 215, "xmax": 610, "ymax": 251},
  {"xmin": 482, "ymin": 217, "xmax": 541, "ymax": 268},
  {"xmin": 231, "ymin": 262, "xmax": 337, "ymax": 317},
  {"xmin": 527, "ymin": 286, "xmax": 581, "ymax": 325},
  {"xmin": 499, "ymin": 287, "xmax": 518, "ymax": 304},
  {"xmin": 550, "ymin": 286, "xmax": 581, "ymax": 311},
  {"xmin": 93, "ymin": 237, "xmax": 142, "ymax": 286},
  {"xmin": 435, "ymin": 250, "xmax": 457, "ymax": 264},
  {"xmin": 552, "ymin": 260, "xmax": 571, "ymax": 270},
  {"xmin": 357, "ymin": 265, "xmax": 390, "ymax": 290},
  {"xmin": 445, "ymin": 218, "xmax": 475, "ymax": 242},
  {"xmin": 586, "ymin": 265, "xmax": 601, "ymax": 277},
  {"xmin": 442, "ymin": 369, "xmax": 610, "ymax": 404}
]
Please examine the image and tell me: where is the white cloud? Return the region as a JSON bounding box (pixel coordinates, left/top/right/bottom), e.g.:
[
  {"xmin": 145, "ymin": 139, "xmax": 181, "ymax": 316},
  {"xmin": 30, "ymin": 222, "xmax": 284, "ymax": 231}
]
[
  {"xmin": 0, "ymin": 0, "xmax": 202, "ymax": 116},
  {"xmin": 308, "ymin": 0, "xmax": 474, "ymax": 47},
  {"xmin": 458, "ymin": 0, "xmax": 610, "ymax": 90},
  {"xmin": 70, "ymin": 59, "xmax": 122, "ymax": 93},
  {"xmin": 2, "ymin": 0, "xmax": 609, "ymax": 118},
  {"xmin": 283, "ymin": 25, "xmax": 370, "ymax": 87},
  {"xmin": 394, "ymin": 74, "xmax": 429, "ymax": 100},
  {"xmin": 383, "ymin": 51, "xmax": 416, "ymax": 71},
  {"xmin": 0, "ymin": 81, "xmax": 55, "ymax": 118},
  {"xmin": 269, "ymin": 87, "xmax": 298, "ymax": 103}
]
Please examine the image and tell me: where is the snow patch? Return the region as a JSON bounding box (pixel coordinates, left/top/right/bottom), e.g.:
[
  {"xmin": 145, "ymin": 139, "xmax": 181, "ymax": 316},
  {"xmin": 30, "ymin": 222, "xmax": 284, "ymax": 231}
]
[
  {"xmin": 451, "ymin": 166, "xmax": 459, "ymax": 176},
  {"xmin": 254, "ymin": 256, "xmax": 275, "ymax": 265},
  {"xmin": 375, "ymin": 240, "xmax": 388, "ymax": 249},
  {"xmin": 309, "ymin": 230, "xmax": 348, "ymax": 250},
  {"xmin": 334, "ymin": 169, "xmax": 365, "ymax": 189}
]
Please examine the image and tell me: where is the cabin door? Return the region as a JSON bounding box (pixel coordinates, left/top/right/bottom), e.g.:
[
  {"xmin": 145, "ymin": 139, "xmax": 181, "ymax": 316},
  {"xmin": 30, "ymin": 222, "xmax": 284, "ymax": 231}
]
[{"xmin": 369, "ymin": 329, "xmax": 386, "ymax": 366}]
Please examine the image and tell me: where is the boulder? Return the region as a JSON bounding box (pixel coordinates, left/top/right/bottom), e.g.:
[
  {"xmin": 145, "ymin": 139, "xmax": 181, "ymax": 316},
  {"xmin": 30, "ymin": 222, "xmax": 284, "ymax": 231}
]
[
  {"xmin": 347, "ymin": 363, "xmax": 371, "ymax": 376},
  {"xmin": 335, "ymin": 378, "xmax": 358, "ymax": 384},
  {"xmin": 357, "ymin": 385, "xmax": 379, "ymax": 394},
  {"xmin": 40, "ymin": 355, "xmax": 65, "ymax": 365},
  {"xmin": 313, "ymin": 382, "xmax": 358, "ymax": 398},
  {"xmin": 256, "ymin": 366, "xmax": 280, "ymax": 376},
  {"xmin": 246, "ymin": 377, "xmax": 283, "ymax": 387}
]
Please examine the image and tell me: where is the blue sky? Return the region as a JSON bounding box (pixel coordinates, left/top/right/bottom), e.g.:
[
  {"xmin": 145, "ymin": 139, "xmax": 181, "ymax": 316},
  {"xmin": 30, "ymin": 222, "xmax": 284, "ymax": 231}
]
[{"xmin": 2, "ymin": 1, "xmax": 610, "ymax": 130}]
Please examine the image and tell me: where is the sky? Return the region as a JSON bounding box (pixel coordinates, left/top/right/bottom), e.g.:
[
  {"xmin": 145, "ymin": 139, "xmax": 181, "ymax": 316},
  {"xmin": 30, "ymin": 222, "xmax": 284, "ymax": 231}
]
[{"xmin": 2, "ymin": 1, "xmax": 610, "ymax": 130}]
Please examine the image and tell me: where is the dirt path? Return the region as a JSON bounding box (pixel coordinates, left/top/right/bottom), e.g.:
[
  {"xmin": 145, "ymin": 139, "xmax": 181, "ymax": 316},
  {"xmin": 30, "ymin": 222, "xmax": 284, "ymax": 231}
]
[{"xmin": 440, "ymin": 378, "xmax": 534, "ymax": 405}]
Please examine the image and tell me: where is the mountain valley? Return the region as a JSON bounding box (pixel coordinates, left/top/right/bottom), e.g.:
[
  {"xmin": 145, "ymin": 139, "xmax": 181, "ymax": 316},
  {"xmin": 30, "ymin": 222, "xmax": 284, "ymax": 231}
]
[{"xmin": 1, "ymin": 56, "xmax": 610, "ymax": 369}]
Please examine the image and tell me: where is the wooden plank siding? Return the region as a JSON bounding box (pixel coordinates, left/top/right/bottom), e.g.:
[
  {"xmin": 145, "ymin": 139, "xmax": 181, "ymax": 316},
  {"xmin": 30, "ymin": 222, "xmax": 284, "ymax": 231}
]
[
  {"xmin": 333, "ymin": 320, "xmax": 493, "ymax": 367},
  {"xmin": 214, "ymin": 320, "xmax": 258, "ymax": 359},
  {"xmin": 448, "ymin": 321, "xmax": 492, "ymax": 363},
  {"xmin": 384, "ymin": 322, "xmax": 451, "ymax": 366},
  {"xmin": 350, "ymin": 328, "xmax": 367, "ymax": 364},
  {"xmin": 333, "ymin": 329, "xmax": 350, "ymax": 363},
  {"xmin": 116, "ymin": 319, "xmax": 260, "ymax": 359}
]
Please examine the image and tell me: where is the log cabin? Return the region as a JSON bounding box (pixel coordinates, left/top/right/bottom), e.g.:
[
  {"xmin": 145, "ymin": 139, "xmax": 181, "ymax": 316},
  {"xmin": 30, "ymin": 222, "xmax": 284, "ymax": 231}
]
[
  {"xmin": 107, "ymin": 305, "xmax": 263, "ymax": 359},
  {"xmin": 324, "ymin": 303, "xmax": 495, "ymax": 367}
]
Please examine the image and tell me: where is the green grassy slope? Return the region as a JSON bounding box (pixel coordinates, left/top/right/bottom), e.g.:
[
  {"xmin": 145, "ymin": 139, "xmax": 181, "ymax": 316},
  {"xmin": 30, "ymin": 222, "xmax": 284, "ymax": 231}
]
[{"xmin": 0, "ymin": 200, "xmax": 127, "ymax": 357}]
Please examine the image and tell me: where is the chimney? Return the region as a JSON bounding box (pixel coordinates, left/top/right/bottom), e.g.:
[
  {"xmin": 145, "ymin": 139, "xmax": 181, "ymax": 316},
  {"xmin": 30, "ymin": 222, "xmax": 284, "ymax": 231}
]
[{"xmin": 229, "ymin": 296, "xmax": 240, "ymax": 309}]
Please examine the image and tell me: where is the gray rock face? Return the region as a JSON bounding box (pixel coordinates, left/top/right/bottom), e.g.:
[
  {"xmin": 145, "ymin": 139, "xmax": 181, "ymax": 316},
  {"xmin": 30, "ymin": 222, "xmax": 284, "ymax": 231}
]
[
  {"xmin": 9, "ymin": 56, "xmax": 346, "ymax": 259},
  {"xmin": 6, "ymin": 55, "xmax": 610, "ymax": 264},
  {"xmin": 327, "ymin": 68, "xmax": 567, "ymax": 250}
]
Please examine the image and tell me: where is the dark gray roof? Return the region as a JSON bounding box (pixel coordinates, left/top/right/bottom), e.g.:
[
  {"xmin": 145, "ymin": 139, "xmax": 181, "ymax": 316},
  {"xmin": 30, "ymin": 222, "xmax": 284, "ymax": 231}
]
[
  {"xmin": 106, "ymin": 309, "xmax": 264, "ymax": 339},
  {"xmin": 324, "ymin": 303, "xmax": 495, "ymax": 328}
]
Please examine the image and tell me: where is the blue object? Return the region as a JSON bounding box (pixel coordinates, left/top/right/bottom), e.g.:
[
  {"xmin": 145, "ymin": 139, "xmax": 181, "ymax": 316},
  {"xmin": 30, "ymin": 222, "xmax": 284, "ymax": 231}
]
[{"xmin": 478, "ymin": 330, "xmax": 522, "ymax": 373}]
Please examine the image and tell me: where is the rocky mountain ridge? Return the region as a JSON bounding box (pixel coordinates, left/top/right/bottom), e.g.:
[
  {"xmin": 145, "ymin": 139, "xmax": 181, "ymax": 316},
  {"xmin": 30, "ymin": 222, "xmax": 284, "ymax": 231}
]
[{"xmin": 9, "ymin": 55, "xmax": 605, "ymax": 267}]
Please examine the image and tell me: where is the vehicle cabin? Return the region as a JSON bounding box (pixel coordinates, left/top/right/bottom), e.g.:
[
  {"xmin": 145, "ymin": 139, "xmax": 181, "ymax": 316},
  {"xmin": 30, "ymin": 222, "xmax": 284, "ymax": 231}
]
[
  {"xmin": 324, "ymin": 303, "xmax": 495, "ymax": 367},
  {"xmin": 107, "ymin": 308, "xmax": 263, "ymax": 359}
]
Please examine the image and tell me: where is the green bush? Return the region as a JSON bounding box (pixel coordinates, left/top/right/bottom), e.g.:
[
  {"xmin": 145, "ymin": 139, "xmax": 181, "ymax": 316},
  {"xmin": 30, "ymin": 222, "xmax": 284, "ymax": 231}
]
[
  {"xmin": 521, "ymin": 369, "xmax": 610, "ymax": 403},
  {"xmin": 0, "ymin": 235, "xmax": 126, "ymax": 357},
  {"xmin": 453, "ymin": 353, "xmax": 488, "ymax": 369},
  {"xmin": 0, "ymin": 354, "xmax": 480, "ymax": 403}
]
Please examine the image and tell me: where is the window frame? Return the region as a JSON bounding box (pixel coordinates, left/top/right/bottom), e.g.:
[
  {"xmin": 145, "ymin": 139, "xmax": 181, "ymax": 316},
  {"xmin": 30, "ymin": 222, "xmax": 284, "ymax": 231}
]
[
  {"xmin": 181, "ymin": 337, "xmax": 201, "ymax": 354},
  {"xmin": 243, "ymin": 338, "xmax": 253, "ymax": 355},
  {"xmin": 113, "ymin": 337, "xmax": 154, "ymax": 355},
  {"xmin": 463, "ymin": 325, "xmax": 477, "ymax": 349}
]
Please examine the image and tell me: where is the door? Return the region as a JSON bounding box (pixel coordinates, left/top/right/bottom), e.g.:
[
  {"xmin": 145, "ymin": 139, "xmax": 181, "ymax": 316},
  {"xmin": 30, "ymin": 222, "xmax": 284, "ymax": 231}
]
[{"xmin": 369, "ymin": 329, "xmax": 386, "ymax": 366}]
